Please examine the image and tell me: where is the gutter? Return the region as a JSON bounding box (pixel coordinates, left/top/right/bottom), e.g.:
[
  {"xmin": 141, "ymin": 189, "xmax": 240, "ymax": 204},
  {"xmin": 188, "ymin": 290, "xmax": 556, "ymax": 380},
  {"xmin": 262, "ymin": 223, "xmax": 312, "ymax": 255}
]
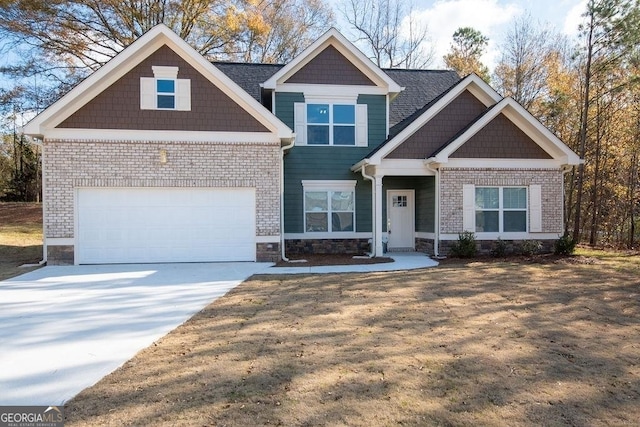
[
  {"xmin": 280, "ymin": 136, "xmax": 296, "ymax": 262},
  {"xmin": 424, "ymin": 158, "xmax": 440, "ymax": 257},
  {"xmin": 360, "ymin": 161, "xmax": 376, "ymax": 257}
]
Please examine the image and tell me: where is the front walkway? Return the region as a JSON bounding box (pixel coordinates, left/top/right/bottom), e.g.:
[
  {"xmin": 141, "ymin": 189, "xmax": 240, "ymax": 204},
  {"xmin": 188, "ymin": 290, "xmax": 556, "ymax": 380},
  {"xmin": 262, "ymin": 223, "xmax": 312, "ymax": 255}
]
[{"xmin": 262, "ymin": 252, "xmax": 439, "ymax": 274}]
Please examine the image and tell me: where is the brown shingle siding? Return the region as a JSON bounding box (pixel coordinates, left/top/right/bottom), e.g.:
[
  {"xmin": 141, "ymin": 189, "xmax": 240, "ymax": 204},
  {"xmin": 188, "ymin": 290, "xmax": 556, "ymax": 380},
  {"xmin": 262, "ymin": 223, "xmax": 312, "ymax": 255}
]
[
  {"xmin": 451, "ymin": 114, "xmax": 553, "ymax": 159},
  {"xmin": 285, "ymin": 45, "xmax": 375, "ymax": 86},
  {"xmin": 387, "ymin": 90, "xmax": 487, "ymax": 159},
  {"xmin": 58, "ymin": 45, "xmax": 269, "ymax": 132}
]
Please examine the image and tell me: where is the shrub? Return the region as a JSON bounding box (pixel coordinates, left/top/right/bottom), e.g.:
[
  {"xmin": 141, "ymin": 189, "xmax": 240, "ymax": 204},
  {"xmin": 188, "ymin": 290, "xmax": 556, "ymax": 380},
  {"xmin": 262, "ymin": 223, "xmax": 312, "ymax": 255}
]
[
  {"xmin": 490, "ymin": 238, "xmax": 507, "ymax": 257},
  {"xmin": 554, "ymin": 234, "xmax": 576, "ymax": 255},
  {"xmin": 519, "ymin": 240, "xmax": 542, "ymax": 256},
  {"xmin": 450, "ymin": 231, "xmax": 477, "ymax": 258}
]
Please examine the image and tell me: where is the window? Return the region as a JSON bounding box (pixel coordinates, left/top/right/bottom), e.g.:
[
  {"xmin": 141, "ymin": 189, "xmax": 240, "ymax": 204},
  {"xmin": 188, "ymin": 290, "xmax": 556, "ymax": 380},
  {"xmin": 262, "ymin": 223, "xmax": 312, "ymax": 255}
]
[
  {"xmin": 156, "ymin": 79, "xmax": 175, "ymax": 109},
  {"xmin": 303, "ymin": 181, "xmax": 356, "ymax": 233},
  {"xmin": 294, "ymin": 102, "xmax": 367, "ymax": 146},
  {"xmin": 306, "ymin": 104, "xmax": 356, "ymax": 145},
  {"xmin": 475, "ymin": 187, "xmax": 527, "ymax": 232},
  {"xmin": 140, "ymin": 66, "xmax": 191, "ymax": 111}
]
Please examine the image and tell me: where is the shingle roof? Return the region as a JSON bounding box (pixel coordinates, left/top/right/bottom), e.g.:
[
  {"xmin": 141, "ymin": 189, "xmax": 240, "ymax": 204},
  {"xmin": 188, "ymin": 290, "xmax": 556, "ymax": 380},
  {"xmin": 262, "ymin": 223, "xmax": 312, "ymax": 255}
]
[
  {"xmin": 213, "ymin": 62, "xmax": 284, "ymax": 102},
  {"xmin": 213, "ymin": 62, "xmax": 460, "ymax": 134}
]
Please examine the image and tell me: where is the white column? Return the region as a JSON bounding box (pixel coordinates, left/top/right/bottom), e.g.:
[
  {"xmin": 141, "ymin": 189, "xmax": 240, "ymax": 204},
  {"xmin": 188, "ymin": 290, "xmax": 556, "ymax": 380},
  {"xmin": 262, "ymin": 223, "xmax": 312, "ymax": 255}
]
[{"xmin": 374, "ymin": 175, "xmax": 384, "ymax": 256}]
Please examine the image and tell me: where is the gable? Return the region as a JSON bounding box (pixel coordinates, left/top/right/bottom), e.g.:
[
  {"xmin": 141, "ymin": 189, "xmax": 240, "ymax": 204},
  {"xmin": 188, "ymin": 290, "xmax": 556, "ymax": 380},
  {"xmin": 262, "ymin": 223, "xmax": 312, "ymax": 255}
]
[
  {"xmin": 387, "ymin": 90, "xmax": 487, "ymax": 159},
  {"xmin": 58, "ymin": 45, "xmax": 269, "ymax": 132},
  {"xmin": 451, "ymin": 113, "xmax": 553, "ymax": 159},
  {"xmin": 284, "ymin": 45, "xmax": 375, "ymax": 86}
]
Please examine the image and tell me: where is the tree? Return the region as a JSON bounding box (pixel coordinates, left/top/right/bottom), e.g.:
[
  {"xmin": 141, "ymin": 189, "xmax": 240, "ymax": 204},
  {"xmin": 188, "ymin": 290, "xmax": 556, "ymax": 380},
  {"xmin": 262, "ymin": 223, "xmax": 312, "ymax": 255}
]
[
  {"xmin": 340, "ymin": 0, "xmax": 434, "ymax": 69},
  {"xmin": 493, "ymin": 15, "xmax": 569, "ymax": 111},
  {"xmin": 571, "ymin": 0, "xmax": 640, "ymax": 243},
  {"xmin": 0, "ymin": 0, "xmax": 334, "ymax": 110},
  {"xmin": 443, "ymin": 27, "xmax": 490, "ymax": 81}
]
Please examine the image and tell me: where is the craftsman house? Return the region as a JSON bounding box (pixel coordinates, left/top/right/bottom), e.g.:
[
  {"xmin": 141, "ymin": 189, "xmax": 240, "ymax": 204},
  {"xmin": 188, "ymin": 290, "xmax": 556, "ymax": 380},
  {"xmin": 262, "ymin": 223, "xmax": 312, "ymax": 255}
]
[{"xmin": 24, "ymin": 25, "xmax": 581, "ymax": 265}]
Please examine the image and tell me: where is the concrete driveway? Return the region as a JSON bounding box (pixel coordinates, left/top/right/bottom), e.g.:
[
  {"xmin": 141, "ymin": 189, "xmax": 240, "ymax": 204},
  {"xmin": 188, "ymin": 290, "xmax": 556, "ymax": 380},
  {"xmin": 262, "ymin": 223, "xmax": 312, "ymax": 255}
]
[{"xmin": 0, "ymin": 262, "xmax": 272, "ymax": 405}]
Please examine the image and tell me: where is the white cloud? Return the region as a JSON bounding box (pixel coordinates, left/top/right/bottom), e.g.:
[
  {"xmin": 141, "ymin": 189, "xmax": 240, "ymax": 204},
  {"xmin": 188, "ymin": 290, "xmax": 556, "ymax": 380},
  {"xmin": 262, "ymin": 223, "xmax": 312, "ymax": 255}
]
[
  {"xmin": 562, "ymin": 0, "xmax": 587, "ymax": 36},
  {"xmin": 407, "ymin": 0, "xmax": 523, "ymax": 68}
]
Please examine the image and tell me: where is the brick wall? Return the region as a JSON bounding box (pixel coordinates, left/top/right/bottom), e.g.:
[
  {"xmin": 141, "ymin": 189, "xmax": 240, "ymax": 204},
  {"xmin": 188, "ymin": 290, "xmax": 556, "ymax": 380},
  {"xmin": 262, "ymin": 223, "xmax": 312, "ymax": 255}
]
[
  {"xmin": 440, "ymin": 168, "xmax": 564, "ymax": 234},
  {"xmin": 44, "ymin": 138, "xmax": 281, "ymax": 242}
]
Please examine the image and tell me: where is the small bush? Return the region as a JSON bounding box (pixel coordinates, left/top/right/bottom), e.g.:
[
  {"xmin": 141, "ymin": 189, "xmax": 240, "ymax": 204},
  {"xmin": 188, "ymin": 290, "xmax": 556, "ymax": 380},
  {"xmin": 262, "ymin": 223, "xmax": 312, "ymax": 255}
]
[
  {"xmin": 490, "ymin": 238, "xmax": 507, "ymax": 257},
  {"xmin": 519, "ymin": 240, "xmax": 542, "ymax": 256},
  {"xmin": 450, "ymin": 231, "xmax": 477, "ymax": 258},
  {"xmin": 554, "ymin": 234, "xmax": 576, "ymax": 255}
]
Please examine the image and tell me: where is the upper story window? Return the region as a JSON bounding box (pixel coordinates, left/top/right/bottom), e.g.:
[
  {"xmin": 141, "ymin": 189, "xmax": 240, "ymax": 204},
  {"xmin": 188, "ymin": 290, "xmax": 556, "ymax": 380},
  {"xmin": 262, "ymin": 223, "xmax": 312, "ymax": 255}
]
[
  {"xmin": 140, "ymin": 66, "xmax": 191, "ymax": 111},
  {"xmin": 295, "ymin": 101, "xmax": 367, "ymax": 146}
]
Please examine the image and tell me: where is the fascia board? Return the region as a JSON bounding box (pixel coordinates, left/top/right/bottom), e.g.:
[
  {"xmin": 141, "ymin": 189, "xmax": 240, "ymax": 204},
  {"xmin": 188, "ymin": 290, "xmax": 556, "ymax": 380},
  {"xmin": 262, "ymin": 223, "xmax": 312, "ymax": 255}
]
[
  {"xmin": 263, "ymin": 28, "xmax": 402, "ymax": 93},
  {"xmin": 25, "ymin": 24, "xmax": 292, "ymax": 140},
  {"xmin": 369, "ymin": 74, "xmax": 492, "ymax": 164},
  {"xmin": 439, "ymin": 97, "xmax": 581, "ymax": 165}
]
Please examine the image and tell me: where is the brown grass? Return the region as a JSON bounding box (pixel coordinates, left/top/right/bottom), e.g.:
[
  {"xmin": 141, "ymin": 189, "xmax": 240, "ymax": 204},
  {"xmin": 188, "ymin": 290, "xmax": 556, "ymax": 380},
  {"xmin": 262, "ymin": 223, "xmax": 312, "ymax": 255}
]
[
  {"xmin": 0, "ymin": 202, "xmax": 43, "ymax": 280},
  {"xmin": 65, "ymin": 251, "xmax": 640, "ymax": 426}
]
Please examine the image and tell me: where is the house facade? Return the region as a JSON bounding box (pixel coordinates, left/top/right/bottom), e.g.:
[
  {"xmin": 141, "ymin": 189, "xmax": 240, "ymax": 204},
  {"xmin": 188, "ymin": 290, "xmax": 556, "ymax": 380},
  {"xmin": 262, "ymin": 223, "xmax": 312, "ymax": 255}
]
[{"xmin": 25, "ymin": 25, "xmax": 580, "ymax": 265}]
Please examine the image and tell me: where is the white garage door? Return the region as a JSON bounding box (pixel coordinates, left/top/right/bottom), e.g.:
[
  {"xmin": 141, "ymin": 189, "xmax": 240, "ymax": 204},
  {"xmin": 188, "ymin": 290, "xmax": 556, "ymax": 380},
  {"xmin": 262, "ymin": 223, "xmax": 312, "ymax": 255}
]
[{"xmin": 77, "ymin": 188, "xmax": 256, "ymax": 264}]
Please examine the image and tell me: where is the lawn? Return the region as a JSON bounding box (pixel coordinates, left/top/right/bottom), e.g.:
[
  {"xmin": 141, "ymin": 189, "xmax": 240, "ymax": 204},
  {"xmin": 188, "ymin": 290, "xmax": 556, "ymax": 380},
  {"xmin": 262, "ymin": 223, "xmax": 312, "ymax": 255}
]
[
  {"xmin": 0, "ymin": 202, "xmax": 43, "ymax": 280},
  {"xmin": 64, "ymin": 250, "xmax": 640, "ymax": 426}
]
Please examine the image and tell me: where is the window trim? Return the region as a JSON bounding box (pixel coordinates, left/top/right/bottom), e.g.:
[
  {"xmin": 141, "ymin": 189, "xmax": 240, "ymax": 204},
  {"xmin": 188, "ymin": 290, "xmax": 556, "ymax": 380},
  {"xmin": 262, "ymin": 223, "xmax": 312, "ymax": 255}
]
[
  {"xmin": 294, "ymin": 101, "xmax": 367, "ymax": 147},
  {"xmin": 140, "ymin": 66, "xmax": 191, "ymax": 111},
  {"xmin": 302, "ymin": 180, "xmax": 357, "ymax": 234},
  {"xmin": 474, "ymin": 186, "xmax": 528, "ymax": 233}
]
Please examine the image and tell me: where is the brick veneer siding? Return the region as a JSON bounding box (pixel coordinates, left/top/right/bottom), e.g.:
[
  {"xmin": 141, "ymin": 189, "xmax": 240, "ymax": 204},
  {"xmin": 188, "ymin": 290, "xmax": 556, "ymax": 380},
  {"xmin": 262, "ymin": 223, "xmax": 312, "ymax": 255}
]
[
  {"xmin": 44, "ymin": 139, "xmax": 281, "ymax": 263},
  {"xmin": 440, "ymin": 168, "xmax": 564, "ymax": 234}
]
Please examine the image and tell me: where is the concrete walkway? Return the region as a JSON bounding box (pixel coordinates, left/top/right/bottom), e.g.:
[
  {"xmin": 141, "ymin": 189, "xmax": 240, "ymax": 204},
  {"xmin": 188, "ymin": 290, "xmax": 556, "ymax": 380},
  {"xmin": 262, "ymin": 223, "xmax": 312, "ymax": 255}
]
[
  {"xmin": 262, "ymin": 252, "xmax": 439, "ymax": 274},
  {"xmin": 0, "ymin": 253, "xmax": 437, "ymax": 405}
]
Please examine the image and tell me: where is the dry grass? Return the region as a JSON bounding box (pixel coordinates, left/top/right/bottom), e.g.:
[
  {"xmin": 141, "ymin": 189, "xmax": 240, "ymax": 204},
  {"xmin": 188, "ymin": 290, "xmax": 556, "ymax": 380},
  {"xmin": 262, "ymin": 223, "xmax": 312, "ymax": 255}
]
[
  {"xmin": 65, "ymin": 250, "xmax": 640, "ymax": 426},
  {"xmin": 0, "ymin": 202, "xmax": 43, "ymax": 280}
]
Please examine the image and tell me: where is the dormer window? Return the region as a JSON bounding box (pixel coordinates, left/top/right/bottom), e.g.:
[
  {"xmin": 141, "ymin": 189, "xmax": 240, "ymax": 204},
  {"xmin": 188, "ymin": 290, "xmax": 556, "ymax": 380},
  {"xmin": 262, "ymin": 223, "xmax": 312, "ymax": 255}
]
[{"xmin": 140, "ymin": 66, "xmax": 191, "ymax": 111}]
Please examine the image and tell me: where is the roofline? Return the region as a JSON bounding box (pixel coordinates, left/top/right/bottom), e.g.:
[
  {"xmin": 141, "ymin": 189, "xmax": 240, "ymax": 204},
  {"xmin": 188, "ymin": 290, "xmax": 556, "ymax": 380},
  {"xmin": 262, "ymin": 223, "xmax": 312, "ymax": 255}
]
[
  {"xmin": 24, "ymin": 24, "xmax": 292, "ymax": 140},
  {"xmin": 365, "ymin": 74, "xmax": 500, "ymax": 164},
  {"xmin": 262, "ymin": 27, "xmax": 403, "ymax": 94},
  {"xmin": 433, "ymin": 97, "xmax": 581, "ymax": 165}
]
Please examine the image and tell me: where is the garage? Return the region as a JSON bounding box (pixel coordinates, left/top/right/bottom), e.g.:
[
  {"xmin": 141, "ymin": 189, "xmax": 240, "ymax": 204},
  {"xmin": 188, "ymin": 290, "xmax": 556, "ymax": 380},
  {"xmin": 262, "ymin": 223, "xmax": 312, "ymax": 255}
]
[{"xmin": 76, "ymin": 187, "xmax": 256, "ymax": 264}]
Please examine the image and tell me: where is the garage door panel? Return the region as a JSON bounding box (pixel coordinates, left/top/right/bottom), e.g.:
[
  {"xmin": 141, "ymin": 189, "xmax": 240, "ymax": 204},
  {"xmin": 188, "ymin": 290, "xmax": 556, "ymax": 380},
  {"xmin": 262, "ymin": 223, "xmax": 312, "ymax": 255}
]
[{"xmin": 77, "ymin": 188, "xmax": 256, "ymax": 264}]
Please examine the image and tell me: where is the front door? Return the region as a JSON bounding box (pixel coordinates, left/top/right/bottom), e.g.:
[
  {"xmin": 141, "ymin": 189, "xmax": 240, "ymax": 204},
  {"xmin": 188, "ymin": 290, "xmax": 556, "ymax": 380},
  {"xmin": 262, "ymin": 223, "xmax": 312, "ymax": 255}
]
[{"xmin": 387, "ymin": 190, "xmax": 415, "ymax": 251}]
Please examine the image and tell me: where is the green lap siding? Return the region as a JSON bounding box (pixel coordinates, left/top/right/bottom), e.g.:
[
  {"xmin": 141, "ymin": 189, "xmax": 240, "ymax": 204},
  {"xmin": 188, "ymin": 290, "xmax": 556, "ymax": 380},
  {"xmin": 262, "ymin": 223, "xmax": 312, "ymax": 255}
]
[
  {"xmin": 382, "ymin": 177, "xmax": 435, "ymax": 233},
  {"xmin": 276, "ymin": 92, "xmax": 386, "ymax": 233}
]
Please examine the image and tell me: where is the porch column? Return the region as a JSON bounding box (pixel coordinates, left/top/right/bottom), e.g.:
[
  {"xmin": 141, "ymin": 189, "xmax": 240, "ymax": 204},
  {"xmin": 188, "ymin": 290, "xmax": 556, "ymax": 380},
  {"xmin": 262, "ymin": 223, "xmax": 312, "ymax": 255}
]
[{"xmin": 374, "ymin": 174, "xmax": 384, "ymax": 256}]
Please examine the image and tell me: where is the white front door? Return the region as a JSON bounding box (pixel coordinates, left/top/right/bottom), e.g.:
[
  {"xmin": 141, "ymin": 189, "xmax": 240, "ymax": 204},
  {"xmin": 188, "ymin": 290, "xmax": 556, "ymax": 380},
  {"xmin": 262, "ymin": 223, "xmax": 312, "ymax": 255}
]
[{"xmin": 387, "ymin": 190, "xmax": 415, "ymax": 251}]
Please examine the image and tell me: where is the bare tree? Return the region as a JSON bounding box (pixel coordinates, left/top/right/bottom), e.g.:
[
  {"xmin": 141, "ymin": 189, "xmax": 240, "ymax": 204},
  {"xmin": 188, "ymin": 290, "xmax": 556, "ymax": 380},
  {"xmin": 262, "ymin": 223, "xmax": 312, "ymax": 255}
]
[{"xmin": 339, "ymin": 0, "xmax": 434, "ymax": 69}]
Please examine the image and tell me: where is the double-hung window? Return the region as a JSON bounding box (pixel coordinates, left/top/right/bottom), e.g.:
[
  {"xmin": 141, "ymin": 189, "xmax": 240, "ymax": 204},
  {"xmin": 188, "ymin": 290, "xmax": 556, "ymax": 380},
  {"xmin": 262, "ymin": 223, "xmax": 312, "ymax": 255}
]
[
  {"xmin": 303, "ymin": 181, "xmax": 356, "ymax": 233},
  {"xmin": 294, "ymin": 102, "xmax": 367, "ymax": 146},
  {"xmin": 306, "ymin": 104, "xmax": 355, "ymax": 145},
  {"xmin": 475, "ymin": 187, "xmax": 527, "ymax": 232},
  {"xmin": 140, "ymin": 66, "xmax": 191, "ymax": 111}
]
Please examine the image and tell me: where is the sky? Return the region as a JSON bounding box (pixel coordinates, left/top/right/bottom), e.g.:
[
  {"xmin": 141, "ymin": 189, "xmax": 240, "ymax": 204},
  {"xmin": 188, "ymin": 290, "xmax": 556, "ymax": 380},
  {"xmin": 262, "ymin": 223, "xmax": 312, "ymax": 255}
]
[{"xmin": 335, "ymin": 0, "xmax": 588, "ymax": 68}]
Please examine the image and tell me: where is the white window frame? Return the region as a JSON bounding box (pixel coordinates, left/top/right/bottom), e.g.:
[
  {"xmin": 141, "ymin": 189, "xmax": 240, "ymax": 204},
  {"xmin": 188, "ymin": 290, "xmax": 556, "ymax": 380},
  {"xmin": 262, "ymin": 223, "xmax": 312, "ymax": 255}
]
[
  {"xmin": 140, "ymin": 66, "xmax": 191, "ymax": 111},
  {"xmin": 294, "ymin": 100, "xmax": 367, "ymax": 147},
  {"xmin": 302, "ymin": 180, "xmax": 357, "ymax": 234},
  {"xmin": 474, "ymin": 186, "xmax": 528, "ymax": 233}
]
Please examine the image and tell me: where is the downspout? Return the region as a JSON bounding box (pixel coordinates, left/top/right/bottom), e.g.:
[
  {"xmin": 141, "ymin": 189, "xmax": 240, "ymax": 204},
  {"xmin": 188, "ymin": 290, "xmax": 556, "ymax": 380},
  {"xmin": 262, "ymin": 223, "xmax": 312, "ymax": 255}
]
[
  {"xmin": 280, "ymin": 137, "xmax": 295, "ymax": 262},
  {"xmin": 425, "ymin": 159, "xmax": 440, "ymax": 258},
  {"xmin": 360, "ymin": 161, "xmax": 376, "ymax": 257}
]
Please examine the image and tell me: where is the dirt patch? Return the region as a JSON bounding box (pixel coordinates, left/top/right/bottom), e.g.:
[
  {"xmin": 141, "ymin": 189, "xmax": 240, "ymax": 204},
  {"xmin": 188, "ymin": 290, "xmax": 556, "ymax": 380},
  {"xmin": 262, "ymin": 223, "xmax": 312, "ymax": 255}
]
[
  {"xmin": 65, "ymin": 254, "xmax": 640, "ymax": 426},
  {"xmin": 0, "ymin": 202, "xmax": 42, "ymax": 226}
]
